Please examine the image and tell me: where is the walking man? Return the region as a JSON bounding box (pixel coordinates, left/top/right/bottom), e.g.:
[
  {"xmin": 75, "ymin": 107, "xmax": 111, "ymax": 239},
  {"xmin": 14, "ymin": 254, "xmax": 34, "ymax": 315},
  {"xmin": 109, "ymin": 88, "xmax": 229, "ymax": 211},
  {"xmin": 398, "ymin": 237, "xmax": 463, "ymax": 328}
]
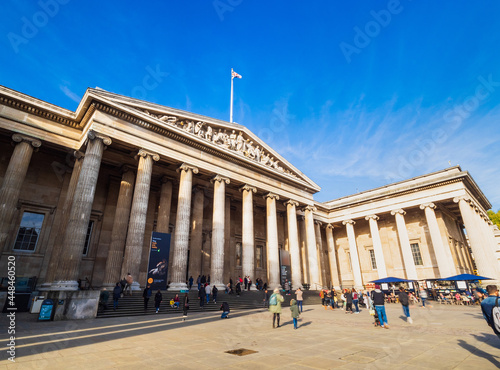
[
  {"xmin": 143, "ymin": 285, "xmax": 152, "ymax": 311},
  {"xmin": 295, "ymin": 287, "xmax": 304, "ymax": 313},
  {"xmin": 398, "ymin": 287, "xmax": 412, "ymax": 323},
  {"xmin": 372, "ymin": 285, "xmax": 389, "ymax": 329},
  {"xmin": 481, "ymin": 285, "xmax": 500, "ymax": 338},
  {"xmin": 205, "ymin": 283, "xmax": 211, "ymax": 304}
]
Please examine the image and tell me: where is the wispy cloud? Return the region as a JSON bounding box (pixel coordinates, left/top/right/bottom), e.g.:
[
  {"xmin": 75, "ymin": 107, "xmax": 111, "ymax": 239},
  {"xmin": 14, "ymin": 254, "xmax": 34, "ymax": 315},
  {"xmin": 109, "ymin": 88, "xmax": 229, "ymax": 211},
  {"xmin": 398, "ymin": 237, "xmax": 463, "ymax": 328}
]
[{"xmin": 59, "ymin": 85, "xmax": 81, "ymax": 103}]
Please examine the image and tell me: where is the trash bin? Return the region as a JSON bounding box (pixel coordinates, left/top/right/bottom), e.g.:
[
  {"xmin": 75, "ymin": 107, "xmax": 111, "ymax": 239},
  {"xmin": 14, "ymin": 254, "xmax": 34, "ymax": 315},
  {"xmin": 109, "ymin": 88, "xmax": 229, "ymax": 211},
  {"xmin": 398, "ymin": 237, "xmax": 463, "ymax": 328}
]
[
  {"xmin": 38, "ymin": 299, "xmax": 55, "ymax": 321},
  {"xmin": 30, "ymin": 296, "xmax": 45, "ymax": 314}
]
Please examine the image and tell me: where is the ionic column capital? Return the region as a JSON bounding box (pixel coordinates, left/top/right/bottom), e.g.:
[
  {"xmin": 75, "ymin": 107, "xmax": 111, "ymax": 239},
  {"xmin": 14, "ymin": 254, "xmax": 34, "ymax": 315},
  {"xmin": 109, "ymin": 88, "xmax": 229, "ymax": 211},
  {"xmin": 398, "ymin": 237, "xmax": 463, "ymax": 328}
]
[
  {"xmin": 211, "ymin": 174, "xmax": 230, "ymax": 184},
  {"xmin": 302, "ymin": 205, "xmax": 317, "ymax": 212},
  {"xmin": 239, "ymin": 184, "xmax": 257, "ymax": 193},
  {"xmin": 284, "ymin": 199, "xmax": 299, "ymax": 208},
  {"xmin": 87, "ymin": 130, "xmax": 112, "ymax": 146},
  {"xmin": 342, "ymin": 219, "xmax": 355, "ymax": 226},
  {"xmin": 453, "ymin": 196, "xmax": 472, "ymax": 205},
  {"xmin": 365, "ymin": 214, "xmax": 380, "ymax": 221},
  {"xmin": 120, "ymin": 164, "xmax": 135, "ymax": 175},
  {"xmin": 136, "ymin": 149, "xmax": 160, "ymax": 162},
  {"xmin": 263, "ymin": 192, "xmax": 279, "ymax": 201},
  {"xmin": 391, "ymin": 208, "xmax": 406, "ymax": 216},
  {"xmin": 419, "ymin": 202, "xmax": 436, "ymax": 210},
  {"xmin": 177, "ymin": 163, "xmax": 199, "ymax": 174},
  {"xmin": 160, "ymin": 175, "xmax": 172, "ymax": 184},
  {"xmin": 326, "ymin": 223, "xmax": 335, "ymax": 230},
  {"xmin": 314, "ymin": 220, "xmax": 323, "ymax": 227},
  {"xmin": 12, "ymin": 133, "xmax": 42, "ymax": 148}
]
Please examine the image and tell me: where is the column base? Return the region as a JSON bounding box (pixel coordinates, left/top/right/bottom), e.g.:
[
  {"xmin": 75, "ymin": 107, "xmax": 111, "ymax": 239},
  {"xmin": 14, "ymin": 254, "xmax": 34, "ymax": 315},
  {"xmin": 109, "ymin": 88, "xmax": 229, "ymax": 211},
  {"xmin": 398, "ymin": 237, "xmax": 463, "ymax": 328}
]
[
  {"xmin": 48, "ymin": 280, "xmax": 79, "ymax": 291},
  {"xmin": 131, "ymin": 281, "xmax": 141, "ymax": 291},
  {"xmin": 214, "ymin": 283, "xmax": 226, "ymax": 291},
  {"xmin": 168, "ymin": 282, "xmax": 189, "ymax": 291}
]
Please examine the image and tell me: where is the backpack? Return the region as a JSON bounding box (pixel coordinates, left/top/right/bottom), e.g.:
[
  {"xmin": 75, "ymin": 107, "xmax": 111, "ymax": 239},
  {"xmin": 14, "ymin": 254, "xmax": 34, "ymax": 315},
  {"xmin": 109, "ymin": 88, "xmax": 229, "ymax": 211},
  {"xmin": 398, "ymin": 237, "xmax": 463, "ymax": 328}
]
[
  {"xmin": 492, "ymin": 297, "xmax": 500, "ymax": 336},
  {"xmin": 269, "ymin": 293, "xmax": 278, "ymax": 306},
  {"xmin": 353, "ymin": 292, "xmax": 358, "ymax": 300}
]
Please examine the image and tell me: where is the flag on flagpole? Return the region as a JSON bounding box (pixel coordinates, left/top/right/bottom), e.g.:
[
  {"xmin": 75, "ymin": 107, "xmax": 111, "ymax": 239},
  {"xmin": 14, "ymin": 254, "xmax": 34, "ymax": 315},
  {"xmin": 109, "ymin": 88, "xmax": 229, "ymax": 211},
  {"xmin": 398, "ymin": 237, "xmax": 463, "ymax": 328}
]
[{"xmin": 231, "ymin": 70, "xmax": 242, "ymax": 79}]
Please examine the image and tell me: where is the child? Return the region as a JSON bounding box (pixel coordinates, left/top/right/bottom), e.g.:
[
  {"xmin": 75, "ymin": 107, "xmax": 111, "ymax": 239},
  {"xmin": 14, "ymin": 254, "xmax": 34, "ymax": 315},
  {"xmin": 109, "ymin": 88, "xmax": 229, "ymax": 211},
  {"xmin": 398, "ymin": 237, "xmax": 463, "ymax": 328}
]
[{"xmin": 290, "ymin": 299, "xmax": 300, "ymax": 329}]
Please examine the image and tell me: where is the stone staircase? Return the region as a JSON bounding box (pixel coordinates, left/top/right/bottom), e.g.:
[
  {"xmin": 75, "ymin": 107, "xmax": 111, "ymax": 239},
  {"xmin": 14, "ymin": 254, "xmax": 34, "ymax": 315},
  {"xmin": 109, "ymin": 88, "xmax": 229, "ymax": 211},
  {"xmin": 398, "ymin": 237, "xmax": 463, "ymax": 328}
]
[{"xmin": 97, "ymin": 289, "xmax": 321, "ymax": 318}]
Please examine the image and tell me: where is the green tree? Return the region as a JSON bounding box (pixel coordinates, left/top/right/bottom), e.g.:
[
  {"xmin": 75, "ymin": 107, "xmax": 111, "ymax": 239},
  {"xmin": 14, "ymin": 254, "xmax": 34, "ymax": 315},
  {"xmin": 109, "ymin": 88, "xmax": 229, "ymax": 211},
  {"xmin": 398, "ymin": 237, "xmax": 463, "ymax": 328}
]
[{"xmin": 488, "ymin": 209, "xmax": 500, "ymax": 228}]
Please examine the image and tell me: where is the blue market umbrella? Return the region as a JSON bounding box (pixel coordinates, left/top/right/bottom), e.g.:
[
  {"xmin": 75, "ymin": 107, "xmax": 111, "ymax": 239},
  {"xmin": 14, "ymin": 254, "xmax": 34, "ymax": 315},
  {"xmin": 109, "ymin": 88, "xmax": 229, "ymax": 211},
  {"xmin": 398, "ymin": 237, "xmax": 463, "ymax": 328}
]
[
  {"xmin": 369, "ymin": 277, "xmax": 413, "ymax": 283},
  {"xmin": 439, "ymin": 273, "xmax": 493, "ymax": 281}
]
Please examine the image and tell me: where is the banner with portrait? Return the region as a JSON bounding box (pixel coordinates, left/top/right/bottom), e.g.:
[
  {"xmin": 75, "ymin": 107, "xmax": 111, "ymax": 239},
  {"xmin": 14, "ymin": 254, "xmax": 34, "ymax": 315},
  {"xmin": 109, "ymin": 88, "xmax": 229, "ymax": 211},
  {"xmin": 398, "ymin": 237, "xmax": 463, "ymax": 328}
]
[{"xmin": 146, "ymin": 232, "xmax": 171, "ymax": 290}]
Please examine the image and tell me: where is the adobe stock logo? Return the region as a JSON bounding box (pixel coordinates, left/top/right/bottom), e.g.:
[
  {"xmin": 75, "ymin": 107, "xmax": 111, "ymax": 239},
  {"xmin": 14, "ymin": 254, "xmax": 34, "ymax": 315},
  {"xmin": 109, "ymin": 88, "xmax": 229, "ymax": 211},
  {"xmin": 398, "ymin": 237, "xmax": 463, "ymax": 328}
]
[
  {"xmin": 7, "ymin": 0, "xmax": 70, "ymax": 54},
  {"xmin": 339, "ymin": 0, "xmax": 406, "ymax": 64}
]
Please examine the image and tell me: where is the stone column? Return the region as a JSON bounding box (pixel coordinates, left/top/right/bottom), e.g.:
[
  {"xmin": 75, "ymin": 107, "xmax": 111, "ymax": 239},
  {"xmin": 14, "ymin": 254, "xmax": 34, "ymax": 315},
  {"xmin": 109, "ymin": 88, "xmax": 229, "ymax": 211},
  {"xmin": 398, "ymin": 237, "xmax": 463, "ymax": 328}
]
[
  {"xmin": 188, "ymin": 186, "xmax": 204, "ymax": 279},
  {"xmin": 325, "ymin": 224, "xmax": 341, "ymax": 289},
  {"xmin": 0, "ymin": 134, "xmax": 42, "ymax": 252},
  {"xmin": 102, "ymin": 166, "xmax": 136, "ymax": 287},
  {"xmin": 391, "ymin": 209, "xmax": 418, "ymax": 280},
  {"xmin": 156, "ymin": 177, "xmax": 173, "ymax": 233},
  {"xmin": 420, "ymin": 203, "xmax": 456, "ymax": 277},
  {"xmin": 240, "ymin": 184, "xmax": 257, "ymax": 289},
  {"xmin": 365, "ymin": 215, "xmax": 388, "ymax": 279},
  {"xmin": 284, "ymin": 200, "xmax": 302, "ymax": 289},
  {"xmin": 314, "ymin": 221, "xmax": 326, "ymax": 287},
  {"xmin": 211, "ymin": 175, "xmax": 230, "ymax": 289},
  {"xmin": 304, "ymin": 205, "xmax": 320, "ymax": 290},
  {"xmin": 454, "ymin": 196, "xmax": 500, "ymax": 281},
  {"xmin": 342, "ymin": 219, "xmax": 363, "ymax": 289},
  {"xmin": 169, "ymin": 164, "xmax": 198, "ymax": 290},
  {"xmin": 41, "ymin": 151, "xmax": 84, "ymax": 288},
  {"xmin": 298, "ymin": 216, "xmax": 309, "ymax": 284},
  {"xmin": 265, "ymin": 193, "xmax": 281, "ymax": 289},
  {"xmin": 52, "ymin": 131, "xmax": 111, "ymax": 290},
  {"xmin": 121, "ymin": 150, "xmax": 159, "ymax": 289}
]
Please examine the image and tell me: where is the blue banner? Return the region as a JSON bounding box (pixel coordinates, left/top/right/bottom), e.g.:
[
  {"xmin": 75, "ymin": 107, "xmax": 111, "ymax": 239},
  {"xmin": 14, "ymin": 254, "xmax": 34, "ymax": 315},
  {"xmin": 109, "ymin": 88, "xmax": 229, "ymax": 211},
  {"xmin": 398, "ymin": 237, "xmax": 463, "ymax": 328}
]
[{"xmin": 146, "ymin": 232, "xmax": 171, "ymax": 290}]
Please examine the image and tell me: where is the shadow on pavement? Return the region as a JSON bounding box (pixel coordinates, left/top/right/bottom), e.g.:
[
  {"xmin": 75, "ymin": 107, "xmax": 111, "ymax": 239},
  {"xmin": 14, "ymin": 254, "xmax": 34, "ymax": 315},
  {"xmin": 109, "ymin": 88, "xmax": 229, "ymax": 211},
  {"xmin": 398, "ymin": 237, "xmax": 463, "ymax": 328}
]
[{"xmin": 457, "ymin": 339, "xmax": 500, "ymax": 367}]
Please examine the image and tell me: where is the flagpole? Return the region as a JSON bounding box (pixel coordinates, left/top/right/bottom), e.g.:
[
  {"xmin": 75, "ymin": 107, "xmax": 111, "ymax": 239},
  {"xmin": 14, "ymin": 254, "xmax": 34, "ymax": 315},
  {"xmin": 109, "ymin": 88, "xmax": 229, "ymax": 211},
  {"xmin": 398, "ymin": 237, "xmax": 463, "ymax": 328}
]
[{"xmin": 230, "ymin": 68, "xmax": 234, "ymax": 123}]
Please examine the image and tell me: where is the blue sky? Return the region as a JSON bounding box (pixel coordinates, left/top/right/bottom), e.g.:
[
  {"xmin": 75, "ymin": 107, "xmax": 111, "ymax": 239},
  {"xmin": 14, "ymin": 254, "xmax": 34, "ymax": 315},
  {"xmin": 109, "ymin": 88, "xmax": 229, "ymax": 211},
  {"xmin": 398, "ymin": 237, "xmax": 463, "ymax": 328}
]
[{"xmin": 1, "ymin": 1, "xmax": 499, "ymax": 210}]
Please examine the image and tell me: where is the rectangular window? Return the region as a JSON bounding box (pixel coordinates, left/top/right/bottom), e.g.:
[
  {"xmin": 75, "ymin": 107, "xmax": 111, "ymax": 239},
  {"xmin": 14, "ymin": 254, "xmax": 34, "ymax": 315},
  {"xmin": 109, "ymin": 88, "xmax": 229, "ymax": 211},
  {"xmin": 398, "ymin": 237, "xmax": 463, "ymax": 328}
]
[
  {"xmin": 236, "ymin": 242, "xmax": 242, "ymax": 267},
  {"xmin": 256, "ymin": 246, "xmax": 263, "ymax": 269},
  {"xmin": 82, "ymin": 221, "xmax": 94, "ymax": 256},
  {"xmin": 369, "ymin": 249, "xmax": 377, "ymax": 270},
  {"xmin": 410, "ymin": 243, "xmax": 423, "ymax": 266},
  {"xmin": 13, "ymin": 212, "xmax": 44, "ymax": 251}
]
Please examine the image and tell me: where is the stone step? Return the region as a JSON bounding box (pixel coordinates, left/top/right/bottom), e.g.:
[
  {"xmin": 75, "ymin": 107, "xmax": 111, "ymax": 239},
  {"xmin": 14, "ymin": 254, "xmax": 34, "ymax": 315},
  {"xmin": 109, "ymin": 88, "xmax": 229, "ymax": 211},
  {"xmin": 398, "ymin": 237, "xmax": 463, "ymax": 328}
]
[{"xmin": 97, "ymin": 290, "xmax": 321, "ymax": 318}]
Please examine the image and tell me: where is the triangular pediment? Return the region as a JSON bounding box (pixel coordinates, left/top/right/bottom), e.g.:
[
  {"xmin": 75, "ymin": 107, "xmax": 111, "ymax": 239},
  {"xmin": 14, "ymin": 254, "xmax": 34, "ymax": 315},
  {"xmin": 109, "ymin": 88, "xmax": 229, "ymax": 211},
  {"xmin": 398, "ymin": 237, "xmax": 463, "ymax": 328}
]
[{"xmin": 85, "ymin": 88, "xmax": 320, "ymax": 192}]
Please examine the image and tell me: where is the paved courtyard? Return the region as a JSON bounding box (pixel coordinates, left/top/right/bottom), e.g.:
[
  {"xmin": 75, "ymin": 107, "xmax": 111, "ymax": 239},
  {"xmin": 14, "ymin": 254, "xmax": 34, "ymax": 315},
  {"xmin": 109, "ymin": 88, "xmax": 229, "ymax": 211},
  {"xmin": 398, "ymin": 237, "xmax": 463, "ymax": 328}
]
[{"xmin": 1, "ymin": 303, "xmax": 499, "ymax": 369}]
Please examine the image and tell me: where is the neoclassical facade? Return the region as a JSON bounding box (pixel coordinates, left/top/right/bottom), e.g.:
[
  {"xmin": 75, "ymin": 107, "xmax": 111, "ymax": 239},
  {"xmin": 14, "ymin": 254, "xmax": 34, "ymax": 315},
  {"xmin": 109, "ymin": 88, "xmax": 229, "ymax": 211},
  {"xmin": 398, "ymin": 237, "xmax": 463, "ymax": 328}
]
[{"xmin": 1, "ymin": 85, "xmax": 499, "ymax": 296}]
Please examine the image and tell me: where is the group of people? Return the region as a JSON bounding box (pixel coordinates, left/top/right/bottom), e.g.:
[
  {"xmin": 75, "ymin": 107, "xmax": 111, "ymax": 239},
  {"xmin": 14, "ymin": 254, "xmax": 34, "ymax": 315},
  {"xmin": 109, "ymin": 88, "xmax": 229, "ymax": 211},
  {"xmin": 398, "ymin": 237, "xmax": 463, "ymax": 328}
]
[{"xmin": 267, "ymin": 287, "xmax": 303, "ymax": 330}]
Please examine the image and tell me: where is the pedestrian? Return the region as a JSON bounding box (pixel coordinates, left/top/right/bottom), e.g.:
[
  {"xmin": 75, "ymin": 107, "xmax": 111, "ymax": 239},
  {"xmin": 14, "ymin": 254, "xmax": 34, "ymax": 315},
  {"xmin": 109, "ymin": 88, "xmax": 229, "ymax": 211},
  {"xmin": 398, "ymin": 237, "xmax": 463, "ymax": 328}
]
[
  {"xmin": 124, "ymin": 272, "xmax": 133, "ymax": 296},
  {"xmin": 320, "ymin": 289, "xmax": 325, "ymax": 308},
  {"xmin": 344, "ymin": 289, "xmax": 353, "ymax": 314},
  {"xmin": 188, "ymin": 276, "xmax": 194, "ymax": 290},
  {"xmin": 244, "ymin": 276, "xmax": 248, "ymax": 290},
  {"xmin": 290, "ymin": 299, "xmax": 300, "ymax": 329},
  {"xmin": 263, "ymin": 288, "xmax": 269, "ymax": 308},
  {"xmin": 113, "ymin": 282, "xmax": 121, "ymax": 311},
  {"xmin": 371, "ymin": 285, "xmax": 389, "ymax": 329},
  {"xmin": 398, "ymin": 287, "xmax": 412, "ymax": 323},
  {"xmin": 182, "ymin": 293, "xmax": 189, "ymax": 320},
  {"xmin": 99, "ymin": 288, "xmax": 109, "ymax": 312},
  {"xmin": 331, "ymin": 288, "xmax": 337, "ymax": 309},
  {"xmin": 198, "ymin": 285, "xmax": 205, "ymax": 308},
  {"xmin": 419, "ymin": 287, "xmax": 429, "ymax": 308},
  {"xmin": 220, "ymin": 301, "xmax": 230, "ymax": 319},
  {"xmin": 205, "ymin": 283, "xmax": 211, "ymax": 304},
  {"xmin": 154, "ymin": 290, "xmax": 162, "ymax": 313},
  {"xmin": 197, "ymin": 275, "xmax": 201, "ymax": 290},
  {"xmin": 207, "ymin": 275, "xmax": 211, "ymax": 285},
  {"xmin": 171, "ymin": 293, "xmax": 180, "ymax": 308},
  {"xmin": 247, "ymin": 278, "xmax": 252, "ymax": 291},
  {"xmin": 201, "ymin": 275, "xmax": 206, "ymax": 286},
  {"xmin": 481, "ymin": 285, "xmax": 500, "ymax": 338},
  {"xmin": 143, "ymin": 285, "xmax": 152, "ymax": 310},
  {"xmin": 352, "ymin": 288, "xmax": 360, "ymax": 313},
  {"xmin": 269, "ymin": 288, "xmax": 285, "ymax": 328},
  {"xmin": 212, "ymin": 284, "xmax": 218, "ymax": 303},
  {"xmin": 295, "ymin": 287, "xmax": 304, "ymax": 312},
  {"xmin": 236, "ymin": 281, "xmax": 242, "ymax": 296}
]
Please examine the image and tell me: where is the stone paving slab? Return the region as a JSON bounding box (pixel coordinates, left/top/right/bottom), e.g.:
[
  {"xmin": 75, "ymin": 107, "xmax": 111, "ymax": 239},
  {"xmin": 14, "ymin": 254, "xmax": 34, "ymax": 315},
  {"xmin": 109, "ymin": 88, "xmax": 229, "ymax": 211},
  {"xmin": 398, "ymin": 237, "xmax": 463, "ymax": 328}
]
[{"xmin": 0, "ymin": 303, "xmax": 499, "ymax": 369}]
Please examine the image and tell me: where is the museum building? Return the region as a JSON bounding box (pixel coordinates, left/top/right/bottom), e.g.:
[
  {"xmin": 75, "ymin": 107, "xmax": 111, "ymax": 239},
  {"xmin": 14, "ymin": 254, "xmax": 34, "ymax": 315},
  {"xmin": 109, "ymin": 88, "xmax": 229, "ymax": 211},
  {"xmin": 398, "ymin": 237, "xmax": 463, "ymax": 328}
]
[{"xmin": 1, "ymin": 85, "xmax": 499, "ymax": 300}]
